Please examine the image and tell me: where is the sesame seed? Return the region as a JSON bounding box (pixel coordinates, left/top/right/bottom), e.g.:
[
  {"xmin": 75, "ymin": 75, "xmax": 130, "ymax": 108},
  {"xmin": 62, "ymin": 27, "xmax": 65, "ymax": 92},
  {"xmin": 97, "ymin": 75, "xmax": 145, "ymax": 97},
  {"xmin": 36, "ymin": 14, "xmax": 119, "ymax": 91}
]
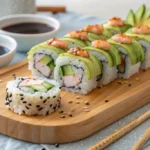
[
  {"xmin": 76, "ymin": 101, "xmax": 80, "ymax": 104},
  {"xmin": 59, "ymin": 110, "xmax": 64, "ymax": 113},
  {"xmin": 43, "ymin": 100, "xmax": 47, "ymax": 103},
  {"xmin": 47, "ymin": 96, "xmax": 50, "ymax": 99},
  {"xmin": 105, "ymin": 100, "xmax": 109, "ymax": 103},
  {"xmin": 76, "ymin": 96, "xmax": 80, "ymax": 99},
  {"xmin": 60, "ymin": 115, "xmax": 65, "ymax": 118},
  {"xmin": 28, "ymin": 104, "xmax": 32, "ymax": 106},
  {"xmin": 53, "ymin": 107, "xmax": 56, "ymax": 110},
  {"xmin": 33, "ymin": 114, "xmax": 38, "ymax": 116},
  {"xmin": 84, "ymin": 100, "xmax": 90, "ymax": 105},
  {"xmin": 128, "ymin": 83, "xmax": 131, "ymax": 87},
  {"xmin": 68, "ymin": 113, "xmax": 73, "ymax": 117},
  {"xmin": 40, "ymin": 96, "xmax": 43, "ymax": 99},
  {"xmin": 50, "ymin": 104, "xmax": 53, "ymax": 107},
  {"xmin": 36, "ymin": 105, "xmax": 40, "ymax": 108},
  {"xmin": 20, "ymin": 94, "xmax": 24, "ymax": 96},
  {"xmin": 22, "ymin": 110, "xmax": 25, "ymax": 114},
  {"xmin": 5, "ymin": 102, "xmax": 9, "ymax": 105},
  {"xmin": 46, "ymin": 111, "xmax": 49, "ymax": 115},
  {"xmin": 135, "ymin": 77, "xmax": 140, "ymax": 81},
  {"xmin": 22, "ymin": 101, "xmax": 27, "ymax": 103},
  {"xmin": 55, "ymin": 144, "xmax": 59, "ymax": 148},
  {"xmin": 21, "ymin": 98, "xmax": 24, "ymax": 100},
  {"xmin": 9, "ymin": 100, "xmax": 12, "ymax": 103},
  {"xmin": 9, "ymin": 94, "xmax": 12, "ymax": 97},
  {"xmin": 59, "ymin": 87, "xmax": 62, "ymax": 89},
  {"xmin": 38, "ymin": 108, "xmax": 43, "ymax": 111},
  {"xmin": 83, "ymin": 108, "xmax": 90, "ymax": 112},
  {"xmin": 25, "ymin": 106, "xmax": 29, "ymax": 109},
  {"xmin": 53, "ymin": 96, "xmax": 56, "ymax": 98},
  {"xmin": 68, "ymin": 100, "xmax": 73, "ymax": 104}
]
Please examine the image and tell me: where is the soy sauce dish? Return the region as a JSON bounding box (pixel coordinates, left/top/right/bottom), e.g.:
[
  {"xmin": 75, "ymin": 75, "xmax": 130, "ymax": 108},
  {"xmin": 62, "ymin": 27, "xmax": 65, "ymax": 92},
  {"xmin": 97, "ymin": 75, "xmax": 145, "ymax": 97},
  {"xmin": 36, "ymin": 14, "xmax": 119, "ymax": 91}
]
[
  {"xmin": 0, "ymin": 34, "xmax": 17, "ymax": 67},
  {"xmin": 0, "ymin": 14, "xmax": 60, "ymax": 52}
]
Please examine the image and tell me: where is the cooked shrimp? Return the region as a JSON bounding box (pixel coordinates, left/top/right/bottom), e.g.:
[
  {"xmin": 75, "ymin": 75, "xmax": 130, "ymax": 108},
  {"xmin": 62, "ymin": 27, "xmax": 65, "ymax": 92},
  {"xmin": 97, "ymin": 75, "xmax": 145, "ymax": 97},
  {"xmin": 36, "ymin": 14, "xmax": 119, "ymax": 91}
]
[
  {"xmin": 92, "ymin": 39, "xmax": 110, "ymax": 50},
  {"xmin": 82, "ymin": 24, "xmax": 104, "ymax": 34},
  {"xmin": 132, "ymin": 26, "xmax": 150, "ymax": 34},
  {"xmin": 68, "ymin": 31, "xmax": 88, "ymax": 40},
  {"xmin": 112, "ymin": 34, "xmax": 132, "ymax": 44},
  {"xmin": 68, "ymin": 48, "xmax": 89, "ymax": 58},
  {"xmin": 108, "ymin": 17, "xmax": 124, "ymax": 26},
  {"xmin": 47, "ymin": 38, "xmax": 68, "ymax": 49}
]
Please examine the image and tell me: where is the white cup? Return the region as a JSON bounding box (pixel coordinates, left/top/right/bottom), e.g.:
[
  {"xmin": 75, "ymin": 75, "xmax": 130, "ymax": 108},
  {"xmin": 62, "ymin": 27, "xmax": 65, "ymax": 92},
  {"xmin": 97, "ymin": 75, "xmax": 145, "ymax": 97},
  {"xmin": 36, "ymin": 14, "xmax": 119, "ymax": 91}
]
[{"xmin": 0, "ymin": 0, "xmax": 36, "ymax": 18}]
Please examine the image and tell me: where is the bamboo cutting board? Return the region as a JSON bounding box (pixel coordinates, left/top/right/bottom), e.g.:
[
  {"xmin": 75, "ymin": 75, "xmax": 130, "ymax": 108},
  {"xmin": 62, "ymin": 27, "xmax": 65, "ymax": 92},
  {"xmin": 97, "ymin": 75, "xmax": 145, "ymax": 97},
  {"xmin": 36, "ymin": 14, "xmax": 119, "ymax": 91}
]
[{"xmin": 0, "ymin": 60, "xmax": 150, "ymax": 144}]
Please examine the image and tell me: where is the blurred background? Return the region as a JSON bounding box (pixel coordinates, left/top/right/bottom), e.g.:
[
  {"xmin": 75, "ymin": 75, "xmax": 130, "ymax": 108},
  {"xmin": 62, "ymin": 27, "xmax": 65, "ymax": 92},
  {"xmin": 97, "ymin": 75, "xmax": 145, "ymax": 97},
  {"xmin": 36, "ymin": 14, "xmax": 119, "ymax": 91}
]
[{"xmin": 37, "ymin": 0, "xmax": 150, "ymax": 19}]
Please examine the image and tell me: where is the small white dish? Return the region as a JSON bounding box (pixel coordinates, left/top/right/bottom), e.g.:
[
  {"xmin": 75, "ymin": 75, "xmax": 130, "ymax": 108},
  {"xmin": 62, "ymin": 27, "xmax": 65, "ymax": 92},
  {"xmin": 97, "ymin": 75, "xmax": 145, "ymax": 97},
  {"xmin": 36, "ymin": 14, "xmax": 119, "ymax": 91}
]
[
  {"xmin": 0, "ymin": 34, "xmax": 17, "ymax": 67},
  {"xmin": 0, "ymin": 14, "xmax": 60, "ymax": 52}
]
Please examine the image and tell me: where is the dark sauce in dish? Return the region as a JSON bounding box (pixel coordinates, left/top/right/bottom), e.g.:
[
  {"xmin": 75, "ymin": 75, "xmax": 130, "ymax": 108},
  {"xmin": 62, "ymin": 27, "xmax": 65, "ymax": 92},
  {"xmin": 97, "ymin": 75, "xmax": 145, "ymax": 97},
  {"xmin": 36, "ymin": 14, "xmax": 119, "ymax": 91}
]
[
  {"xmin": 2, "ymin": 22, "xmax": 54, "ymax": 34},
  {"xmin": 0, "ymin": 45, "xmax": 10, "ymax": 55}
]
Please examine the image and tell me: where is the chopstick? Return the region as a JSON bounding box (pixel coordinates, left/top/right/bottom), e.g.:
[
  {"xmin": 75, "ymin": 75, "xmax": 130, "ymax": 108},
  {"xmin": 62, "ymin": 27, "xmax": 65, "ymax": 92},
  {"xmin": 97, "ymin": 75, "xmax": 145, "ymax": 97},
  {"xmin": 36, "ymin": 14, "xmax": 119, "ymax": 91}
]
[
  {"xmin": 132, "ymin": 128, "xmax": 150, "ymax": 150},
  {"xmin": 88, "ymin": 110, "xmax": 150, "ymax": 150},
  {"xmin": 37, "ymin": 6, "xmax": 66, "ymax": 13}
]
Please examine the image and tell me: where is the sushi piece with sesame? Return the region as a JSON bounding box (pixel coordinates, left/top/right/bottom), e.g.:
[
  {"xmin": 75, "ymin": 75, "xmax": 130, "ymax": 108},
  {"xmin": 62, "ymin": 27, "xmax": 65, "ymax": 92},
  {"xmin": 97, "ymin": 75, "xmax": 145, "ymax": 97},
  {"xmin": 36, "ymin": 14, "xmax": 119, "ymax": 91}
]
[
  {"xmin": 28, "ymin": 38, "xmax": 68, "ymax": 79},
  {"xmin": 54, "ymin": 48, "xmax": 102, "ymax": 94},
  {"xmin": 5, "ymin": 76, "xmax": 61, "ymax": 116}
]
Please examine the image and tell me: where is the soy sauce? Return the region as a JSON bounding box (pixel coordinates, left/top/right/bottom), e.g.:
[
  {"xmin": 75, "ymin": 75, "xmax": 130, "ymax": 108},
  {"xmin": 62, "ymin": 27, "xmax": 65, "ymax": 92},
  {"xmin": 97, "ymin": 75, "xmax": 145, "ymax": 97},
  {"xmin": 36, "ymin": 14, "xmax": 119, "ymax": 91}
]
[
  {"xmin": 0, "ymin": 45, "xmax": 10, "ymax": 55},
  {"xmin": 2, "ymin": 22, "xmax": 54, "ymax": 34}
]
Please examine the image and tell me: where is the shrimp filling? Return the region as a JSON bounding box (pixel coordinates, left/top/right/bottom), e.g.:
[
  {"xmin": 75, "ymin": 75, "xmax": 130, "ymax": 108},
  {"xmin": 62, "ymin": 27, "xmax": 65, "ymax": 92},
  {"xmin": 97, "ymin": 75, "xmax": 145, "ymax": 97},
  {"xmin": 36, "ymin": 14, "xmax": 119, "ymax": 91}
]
[
  {"xmin": 34, "ymin": 53, "xmax": 55, "ymax": 78},
  {"xmin": 60, "ymin": 65, "xmax": 83, "ymax": 88}
]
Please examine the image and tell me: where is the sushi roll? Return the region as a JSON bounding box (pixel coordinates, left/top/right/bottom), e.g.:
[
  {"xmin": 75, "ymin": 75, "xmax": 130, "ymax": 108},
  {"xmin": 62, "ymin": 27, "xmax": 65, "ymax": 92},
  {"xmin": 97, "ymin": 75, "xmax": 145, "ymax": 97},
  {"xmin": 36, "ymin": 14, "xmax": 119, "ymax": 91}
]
[
  {"xmin": 81, "ymin": 24, "xmax": 113, "ymax": 41},
  {"xmin": 109, "ymin": 34, "xmax": 144, "ymax": 78},
  {"xmin": 5, "ymin": 76, "xmax": 61, "ymax": 116},
  {"xmin": 28, "ymin": 38, "xmax": 68, "ymax": 79},
  {"xmin": 103, "ymin": 17, "xmax": 131, "ymax": 35},
  {"xmin": 54, "ymin": 48, "xmax": 102, "ymax": 94},
  {"xmin": 83, "ymin": 39, "xmax": 121, "ymax": 85},
  {"xmin": 125, "ymin": 26, "xmax": 150, "ymax": 70},
  {"xmin": 62, "ymin": 30, "xmax": 91, "ymax": 48}
]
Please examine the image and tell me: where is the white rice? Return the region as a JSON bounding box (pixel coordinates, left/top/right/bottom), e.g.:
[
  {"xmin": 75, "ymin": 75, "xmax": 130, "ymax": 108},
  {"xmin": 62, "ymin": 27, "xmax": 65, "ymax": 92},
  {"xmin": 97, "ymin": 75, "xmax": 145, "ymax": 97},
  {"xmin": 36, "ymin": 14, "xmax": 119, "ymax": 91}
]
[
  {"xmin": 87, "ymin": 50, "xmax": 118, "ymax": 85},
  {"xmin": 6, "ymin": 76, "xmax": 61, "ymax": 116},
  {"xmin": 54, "ymin": 56, "xmax": 97, "ymax": 94},
  {"xmin": 117, "ymin": 47, "xmax": 140, "ymax": 79},
  {"xmin": 138, "ymin": 40, "xmax": 150, "ymax": 69},
  {"xmin": 28, "ymin": 48, "xmax": 59, "ymax": 79}
]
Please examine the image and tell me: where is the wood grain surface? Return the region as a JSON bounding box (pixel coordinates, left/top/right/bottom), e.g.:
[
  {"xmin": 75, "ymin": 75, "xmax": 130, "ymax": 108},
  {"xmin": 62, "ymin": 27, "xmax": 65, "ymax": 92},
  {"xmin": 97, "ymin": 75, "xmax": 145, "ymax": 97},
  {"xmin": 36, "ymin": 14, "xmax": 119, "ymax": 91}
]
[{"xmin": 0, "ymin": 60, "xmax": 150, "ymax": 144}]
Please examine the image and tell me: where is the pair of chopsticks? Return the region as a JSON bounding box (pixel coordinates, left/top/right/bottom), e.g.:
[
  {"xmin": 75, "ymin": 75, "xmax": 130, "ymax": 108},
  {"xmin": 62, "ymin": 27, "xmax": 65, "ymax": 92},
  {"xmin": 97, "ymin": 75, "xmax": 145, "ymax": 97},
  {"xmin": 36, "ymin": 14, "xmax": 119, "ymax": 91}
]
[
  {"xmin": 88, "ymin": 110, "xmax": 150, "ymax": 150},
  {"xmin": 37, "ymin": 6, "xmax": 66, "ymax": 13}
]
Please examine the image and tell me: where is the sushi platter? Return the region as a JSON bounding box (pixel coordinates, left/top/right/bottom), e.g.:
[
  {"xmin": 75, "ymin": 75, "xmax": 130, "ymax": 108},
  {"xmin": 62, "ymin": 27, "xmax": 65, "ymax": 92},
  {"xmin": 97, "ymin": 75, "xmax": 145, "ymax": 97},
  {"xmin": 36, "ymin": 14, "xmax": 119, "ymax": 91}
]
[
  {"xmin": 0, "ymin": 4, "xmax": 150, "ymax": 144},
  {"xmin": 0, "ymin": 59, "xmax": 150, "ymax": 143}
]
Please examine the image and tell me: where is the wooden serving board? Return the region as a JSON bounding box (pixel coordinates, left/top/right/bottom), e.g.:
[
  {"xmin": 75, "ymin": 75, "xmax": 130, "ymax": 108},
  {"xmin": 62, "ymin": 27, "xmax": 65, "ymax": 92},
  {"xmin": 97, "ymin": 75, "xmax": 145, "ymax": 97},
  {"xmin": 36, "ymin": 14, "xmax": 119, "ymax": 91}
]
[{"xmin": 0, "ymin": 60, "xmax": 150, "ymax": 144}]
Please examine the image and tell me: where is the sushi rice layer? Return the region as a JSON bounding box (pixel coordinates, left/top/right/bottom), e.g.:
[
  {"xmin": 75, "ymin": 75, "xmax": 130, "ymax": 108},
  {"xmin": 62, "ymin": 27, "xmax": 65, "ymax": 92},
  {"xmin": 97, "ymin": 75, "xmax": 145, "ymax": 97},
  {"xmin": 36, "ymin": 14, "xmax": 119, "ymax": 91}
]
[{"xmin": 5, "ymin": 77, "xmax": 61, "ymax": 116}]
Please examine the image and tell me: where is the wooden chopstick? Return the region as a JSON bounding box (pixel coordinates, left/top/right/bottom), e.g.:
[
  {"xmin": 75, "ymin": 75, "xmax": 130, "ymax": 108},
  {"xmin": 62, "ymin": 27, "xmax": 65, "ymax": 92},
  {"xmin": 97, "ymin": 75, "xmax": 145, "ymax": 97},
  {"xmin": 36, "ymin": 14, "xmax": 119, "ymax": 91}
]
[
  {"xmin": 88, "ymin": 110, "xmax": 150, "ymax": 150},
  {"xmin": 132, "ymin": 128, "xmax": 150, "ymax": 150},
  {"xmin": 37, "ymin": 6, "xmax": 66, "ymax": 13}
]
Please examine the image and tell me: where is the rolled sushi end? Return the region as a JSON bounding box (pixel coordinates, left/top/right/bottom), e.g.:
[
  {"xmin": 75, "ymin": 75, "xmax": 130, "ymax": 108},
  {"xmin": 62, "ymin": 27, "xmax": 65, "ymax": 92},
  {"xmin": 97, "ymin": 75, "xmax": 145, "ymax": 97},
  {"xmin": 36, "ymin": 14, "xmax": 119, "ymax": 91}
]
[
  {"xmin": 5, "ymin": 76, "xmax": 61, "ymax": 116},
  {"xmin": 54, "ymin": 48, "xmax": 102, "ymax": 94}
]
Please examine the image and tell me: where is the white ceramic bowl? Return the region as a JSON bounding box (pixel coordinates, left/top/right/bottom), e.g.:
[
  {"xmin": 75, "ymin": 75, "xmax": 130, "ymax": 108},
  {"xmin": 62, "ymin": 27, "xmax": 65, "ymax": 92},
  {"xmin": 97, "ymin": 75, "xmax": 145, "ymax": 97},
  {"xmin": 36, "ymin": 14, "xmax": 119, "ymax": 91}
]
[
  {"xmin": 0, "ymin": 14, "xmax": 60, "ymax": 52},
  {"xmin": 0, "ymin": 34, "xmax": 17, "ymax": 67}
]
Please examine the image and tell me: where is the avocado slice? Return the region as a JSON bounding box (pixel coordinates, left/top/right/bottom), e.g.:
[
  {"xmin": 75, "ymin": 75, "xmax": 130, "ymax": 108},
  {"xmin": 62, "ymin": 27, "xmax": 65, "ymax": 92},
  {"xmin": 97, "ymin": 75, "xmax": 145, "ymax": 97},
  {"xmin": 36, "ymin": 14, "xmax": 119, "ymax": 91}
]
[
  {"xmin": 30, "ymin": 85, "xmax": 47, "ymax": 92},
  {"xmin": 125, "ymin": 9, "xmax": 135, "ymax": 26},
  {"xmin": 142, "ymin": 8, "xmax": 150, "ymax": 25},
  {"xmin": 103, "ymin": 23, "xmax": 121, "ymax": 34},
  {"xmin": 83, "ymin": 47, "xmax": 114, "ymax": 67},
  {"xmin": 88, "ymin": 32, "xmax": 108, "ymax": 41},
  {"xmin": 62, "ymin": 65, "xmax": 74, "ymax": 76},
  {"xmin": 109, "ymin": 45, "xmax": 121, "ymax": 65},
  {"xmin": 28, "ymin": 43, "xmax": 66, "ymax": 62},
  {"xmin": 59, "ymin": 53, "xmax": 94, "ymax": 80},
  {"xmin": 108, "ymin": 39, "xmax": 137, "ymax": 65},
  {"xmin": 40, "ymin": 55, "xmax": 53, "ymax": 65},
  {"xmin": 62, "ymin": 37, "xmax": 87, "ymax": 47},
  {"xmin": 48, "ymin": 60, "xmax": 55, "ymax": 70},
  {"xmin": 135, "ymin": 4, "xmax": 146, "ymax": 26},
  {"xmin": 43, "ymin": 81, "xmax": 54, "ymax": 90},
  {"xmin": 89, "ymin": 55, "xmax": 102, "ymax": 76}
]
